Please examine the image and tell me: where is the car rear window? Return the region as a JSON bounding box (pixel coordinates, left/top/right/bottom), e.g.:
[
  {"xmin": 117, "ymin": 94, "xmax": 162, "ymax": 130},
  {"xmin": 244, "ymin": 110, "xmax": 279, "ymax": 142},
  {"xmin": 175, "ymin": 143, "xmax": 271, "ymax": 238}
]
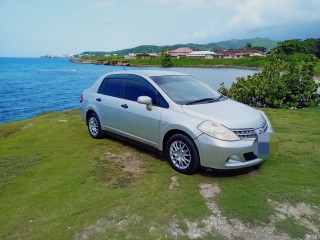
[{"xmin": 98, "ymin": 77, "xmax": 125, "ymax": 98}]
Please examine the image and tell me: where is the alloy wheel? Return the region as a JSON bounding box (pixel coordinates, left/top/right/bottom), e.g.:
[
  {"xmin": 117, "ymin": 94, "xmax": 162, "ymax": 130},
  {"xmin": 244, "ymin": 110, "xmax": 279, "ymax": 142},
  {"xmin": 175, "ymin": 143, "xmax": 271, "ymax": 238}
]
[
  {"xmin": 89, "ymin": 116, "xmax": 99, "ymax": 137},
  {"xmin": 169, "ymin": 140, "xmax": 191, "ymax": 170}
]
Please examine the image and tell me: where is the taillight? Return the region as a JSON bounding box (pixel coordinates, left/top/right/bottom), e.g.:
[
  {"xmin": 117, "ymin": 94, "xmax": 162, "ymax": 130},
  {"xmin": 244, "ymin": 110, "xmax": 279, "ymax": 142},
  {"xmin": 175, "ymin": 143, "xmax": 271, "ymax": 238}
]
[{"xmin": 80, "ymin": 94, "xmax": 83, "ymax": 103}]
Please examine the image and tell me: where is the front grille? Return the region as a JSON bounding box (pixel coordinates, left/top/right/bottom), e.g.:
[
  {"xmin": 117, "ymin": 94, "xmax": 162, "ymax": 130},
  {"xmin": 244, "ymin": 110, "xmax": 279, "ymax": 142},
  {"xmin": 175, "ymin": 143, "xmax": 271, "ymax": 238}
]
[
  {"xmin": 243, "ymin": 152, "xmax": 257, "ymax": 161},
  {"xmin": 232, "ymin": 129, "xmax": 257, "ymax": 139},
  {"xmin": 232, "ymin": 121, "xmax": 268, "ymax": 140},
  {"xmin": 260, "ymin": 121, "xmax": 268, "ymax": 132}
]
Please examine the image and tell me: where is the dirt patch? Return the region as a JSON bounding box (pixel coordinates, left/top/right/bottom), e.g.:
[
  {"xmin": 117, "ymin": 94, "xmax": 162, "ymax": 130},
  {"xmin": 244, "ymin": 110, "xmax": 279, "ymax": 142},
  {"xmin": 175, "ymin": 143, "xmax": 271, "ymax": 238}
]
[
  {"xmin": 91, "ymin": 149, "xmax": 143, "ymax": 187},
  {"xmin": 268, "ymin": 199, "xmax": 320, "ymax": 234},
  {"xmin": 105, "ymin": 151, "xmax": 143, "ymax": 174},
  {"xmin": 21, "ymin": 124, "xmax": 34, "ymax": 130},
  {"xmin": 169, "ymin": 176, "xmax": 179, "ymax": 190},
  {"xmin": 75, "ymin": 218, "xmax": 113, "ymax": 240},
  {"xmin": 116, "ymin": 214, "xmax": 141, "ymax": 231},
  {"xmin": 75, "ymin": 215, "xmax": 141, "ymax": 240},
  {"xmin": 166, "ymin": 220, "xmax": 185, "ymax": 238},
  {"xmin": 167, "ymin": 183, "xmax": 320, "ymax": 240},
  {"xmin": 199, "ymin": 183, "xmax": 220, "ymax": 199}
]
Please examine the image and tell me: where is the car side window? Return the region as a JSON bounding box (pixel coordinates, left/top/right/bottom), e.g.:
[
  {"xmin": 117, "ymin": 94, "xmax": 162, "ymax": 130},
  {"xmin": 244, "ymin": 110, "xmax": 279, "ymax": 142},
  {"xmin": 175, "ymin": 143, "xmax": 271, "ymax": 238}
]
[
  {"xmin": 97, "ymin": 79, "xmax": 107, "ymax": 94},
  {"xmin": 158, "ymin": 94, "xmax": 169, "ymax": 108},
  {"xmin": 124, "ymin": 76, "xmax": 157, "ymax": 105},
  {"xmin": 98, "ymin": 76, "xmax": 125, "ymax": 98},
  {"xmin": 106, "ymin": 78, "xmax": 124, "ymax": 98}
]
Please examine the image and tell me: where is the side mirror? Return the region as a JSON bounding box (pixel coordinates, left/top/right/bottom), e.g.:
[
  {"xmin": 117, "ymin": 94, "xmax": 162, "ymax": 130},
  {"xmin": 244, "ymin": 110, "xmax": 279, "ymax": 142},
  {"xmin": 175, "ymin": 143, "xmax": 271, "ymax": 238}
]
[{"xmin": 137, "ymin": 96, "xmax": 153, "ymax": 111}]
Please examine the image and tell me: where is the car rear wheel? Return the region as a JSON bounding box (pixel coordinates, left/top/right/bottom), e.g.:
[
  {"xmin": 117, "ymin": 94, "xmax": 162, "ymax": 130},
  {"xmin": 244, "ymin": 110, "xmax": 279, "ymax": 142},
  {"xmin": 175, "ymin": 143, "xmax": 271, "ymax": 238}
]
[
  {"xmin": 166, "ymin": 134, "xmax": 200, "ymax": 174},
  {"xmin": 87, "ymin": 112, "xmax": 103, "ymax": 139}
]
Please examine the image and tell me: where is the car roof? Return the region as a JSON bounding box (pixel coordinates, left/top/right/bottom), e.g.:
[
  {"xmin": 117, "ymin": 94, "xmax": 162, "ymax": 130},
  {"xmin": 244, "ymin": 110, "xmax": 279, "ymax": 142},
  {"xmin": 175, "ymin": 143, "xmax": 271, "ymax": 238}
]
[{"xmin": 105, "ymin": 70, "xmax": 189, "ymax": 77}]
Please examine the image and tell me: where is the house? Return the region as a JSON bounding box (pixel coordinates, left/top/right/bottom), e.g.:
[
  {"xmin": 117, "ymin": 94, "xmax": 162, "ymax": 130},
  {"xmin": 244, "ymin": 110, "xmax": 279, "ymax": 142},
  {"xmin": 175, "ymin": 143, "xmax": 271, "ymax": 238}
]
[
  {"xmin": 215, "ymin": 49, "xmax": 266, "ymax": 58},
  {"xmin": 124, "ymin": 53, "xmax": 137, "ymax": 59},
  {"xmin": 186, "ymin": 51, "xmax": 217, "ymax": 59},
  {"xmin": 124, "ymin": 52, "xmax": 158, "ymax": 60},
  {"xmin": 167, "ymin": 47, "xmax": 193, "ymax": 58},
  {"xmin": 149, "ymin": 53, "xmax": 158, "ymax": 57}
]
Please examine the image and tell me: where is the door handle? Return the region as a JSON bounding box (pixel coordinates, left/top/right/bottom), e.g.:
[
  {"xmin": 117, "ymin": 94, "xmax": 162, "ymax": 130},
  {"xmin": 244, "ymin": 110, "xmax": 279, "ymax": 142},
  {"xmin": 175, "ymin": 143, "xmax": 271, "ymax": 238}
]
[
  {"xmin": 121, "ymin": 104, "xmax": 128, "ymax": 109},
  {"xmin": 96, "ymin": 98, "xmax": 101, "ymax": 102}
]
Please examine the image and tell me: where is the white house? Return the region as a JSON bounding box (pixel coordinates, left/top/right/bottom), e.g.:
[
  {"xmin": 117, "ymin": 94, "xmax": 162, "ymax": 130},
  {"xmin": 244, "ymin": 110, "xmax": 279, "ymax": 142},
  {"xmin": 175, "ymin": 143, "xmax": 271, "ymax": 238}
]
[
  {"xmin": 124, "ymin": 53, "xmax": 137, "ymax": 59},
  {"xmin": 186, "ymin": 51, "xmax": 217, "ymax": 59}
]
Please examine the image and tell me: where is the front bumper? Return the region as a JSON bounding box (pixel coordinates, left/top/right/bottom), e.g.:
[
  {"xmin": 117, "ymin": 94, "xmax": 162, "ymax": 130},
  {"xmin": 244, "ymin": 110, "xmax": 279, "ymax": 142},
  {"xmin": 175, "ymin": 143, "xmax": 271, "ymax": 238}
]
[{"xmin": 195, "ymin": 132, "xmax": 269, "ymax": 169}]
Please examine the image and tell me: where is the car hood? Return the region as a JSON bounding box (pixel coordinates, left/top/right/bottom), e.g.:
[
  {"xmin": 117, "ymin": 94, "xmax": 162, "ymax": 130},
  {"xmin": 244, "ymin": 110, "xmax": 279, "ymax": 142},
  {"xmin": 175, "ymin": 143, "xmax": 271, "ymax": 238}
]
[{"xmin": 181, "ymin": 99, "xmax": 265, "ymax": 129}]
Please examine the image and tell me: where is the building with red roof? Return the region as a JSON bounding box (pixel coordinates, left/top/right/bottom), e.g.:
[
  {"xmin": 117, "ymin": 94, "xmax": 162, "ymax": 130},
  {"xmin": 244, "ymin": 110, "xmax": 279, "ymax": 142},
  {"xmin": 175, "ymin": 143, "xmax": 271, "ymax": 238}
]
[
  {"xmin": 216, "ymin": 49, "xmax": 266, "ymax": 58},
  {"xmin": 167, "ymin": 47, "xmax": 193, "ymax": 58}
]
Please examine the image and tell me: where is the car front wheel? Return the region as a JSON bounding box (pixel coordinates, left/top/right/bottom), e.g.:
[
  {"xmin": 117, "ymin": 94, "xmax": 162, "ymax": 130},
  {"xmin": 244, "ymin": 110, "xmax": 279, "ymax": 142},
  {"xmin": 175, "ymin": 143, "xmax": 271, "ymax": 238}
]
[
  {"xmin": 166, "ymin": 134, "xmax": 200, "ymax": 174},
  {"xmin": 87, "ymin": 112, "xmax": 103, "ymax": 139}
]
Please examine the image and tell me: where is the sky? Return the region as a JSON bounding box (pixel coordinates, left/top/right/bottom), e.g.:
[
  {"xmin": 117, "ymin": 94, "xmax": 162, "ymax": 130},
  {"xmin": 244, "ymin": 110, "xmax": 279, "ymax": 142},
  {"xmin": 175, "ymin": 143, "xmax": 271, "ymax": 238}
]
[{"xmin": 0, "ymin": 0, "xmax": 319, "ymax": 57}]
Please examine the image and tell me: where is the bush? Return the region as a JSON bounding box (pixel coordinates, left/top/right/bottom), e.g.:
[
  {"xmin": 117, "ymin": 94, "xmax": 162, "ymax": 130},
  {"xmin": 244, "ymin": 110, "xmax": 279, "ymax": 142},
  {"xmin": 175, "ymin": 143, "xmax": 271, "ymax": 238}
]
[
  {"xmin": 219, "ymin": 55, "xmax": 320, "ymax": 108},
  {"xmin": 162, "ymin": 54, "xmax": 173, "ymax": 67}
]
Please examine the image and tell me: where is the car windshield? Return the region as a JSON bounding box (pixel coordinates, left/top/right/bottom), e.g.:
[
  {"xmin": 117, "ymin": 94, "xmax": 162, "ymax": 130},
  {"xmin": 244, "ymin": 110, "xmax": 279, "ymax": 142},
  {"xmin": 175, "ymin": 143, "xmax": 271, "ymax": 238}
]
[{"xmin": 150, "ymin": 75, "xmax": 223, "ymax": 105}]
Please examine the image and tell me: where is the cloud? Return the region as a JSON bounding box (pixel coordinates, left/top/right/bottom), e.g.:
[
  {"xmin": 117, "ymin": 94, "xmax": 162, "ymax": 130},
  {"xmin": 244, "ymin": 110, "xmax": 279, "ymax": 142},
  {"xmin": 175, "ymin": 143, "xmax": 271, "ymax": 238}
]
[
  {"xmin": 191, "ymin": 0, "xmax": 320, "ymax": 41},
  {"xmin": 192, "ymin": 20, "xmax": 221, "ymax": 40},
  {"xmin": 227, "ymin": 0, "xmax": 320, "ymax": 31}
]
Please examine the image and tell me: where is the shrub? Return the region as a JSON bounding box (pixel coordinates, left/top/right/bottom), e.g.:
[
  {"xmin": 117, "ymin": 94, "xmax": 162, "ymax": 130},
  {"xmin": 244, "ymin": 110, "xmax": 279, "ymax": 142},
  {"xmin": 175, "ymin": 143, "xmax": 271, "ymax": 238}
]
[
  {"xmin": 162, "ymin": 54, "xmax": 173, "ymax": 67},
  {"xmin": 219, "ymin": 55, "xmax": 320, "ymax": 108}
]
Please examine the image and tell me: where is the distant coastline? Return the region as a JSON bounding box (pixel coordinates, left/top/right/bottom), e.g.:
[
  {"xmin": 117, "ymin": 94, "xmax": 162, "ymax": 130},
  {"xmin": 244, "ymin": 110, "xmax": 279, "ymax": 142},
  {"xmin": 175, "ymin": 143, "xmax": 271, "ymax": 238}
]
[
  {"xmin": 41, "ymin": 54, "xmax": 73, "ymax": 58},
  {"xmin": 69, "ymin": 58, "xmax": 263, "ymax": 71}
]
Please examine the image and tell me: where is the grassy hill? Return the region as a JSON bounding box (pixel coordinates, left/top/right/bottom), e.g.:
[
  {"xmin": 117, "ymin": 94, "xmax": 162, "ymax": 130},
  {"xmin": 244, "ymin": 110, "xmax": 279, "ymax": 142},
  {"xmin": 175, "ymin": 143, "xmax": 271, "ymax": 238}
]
[
  {"xmin": 80, "ymin": 37, "xmax": 277, "ymax": 56},
  {"xmin": 216, "ymin": 37, "xmax": 277, "ymax": 51},
  {"xmin": 1, "ymin": 108, "xmax": 319, "ymax": 239}
]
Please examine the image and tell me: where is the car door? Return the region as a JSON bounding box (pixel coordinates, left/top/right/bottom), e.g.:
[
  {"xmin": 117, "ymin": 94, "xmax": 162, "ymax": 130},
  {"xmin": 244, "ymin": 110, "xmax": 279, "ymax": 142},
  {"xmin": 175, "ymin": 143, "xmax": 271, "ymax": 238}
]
[
  {"xmin": 119, "ymin": 74, "xmax": 164, "ymax": 148},
  {"xmin": 95, "ymin": 74, "xmax": 127, "ymax": 132}
]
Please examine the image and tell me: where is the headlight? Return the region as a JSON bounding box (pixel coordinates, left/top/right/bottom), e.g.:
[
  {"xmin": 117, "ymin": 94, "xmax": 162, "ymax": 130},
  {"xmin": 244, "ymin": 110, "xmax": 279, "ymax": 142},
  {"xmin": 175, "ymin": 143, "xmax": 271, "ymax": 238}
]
[
  {"xmin": 197, "ymin": 120, "xmax": 240, "ymax": 141},
  {"xmin": 258, "ymin": 110, "xmax": 274, "ymax": 133}
]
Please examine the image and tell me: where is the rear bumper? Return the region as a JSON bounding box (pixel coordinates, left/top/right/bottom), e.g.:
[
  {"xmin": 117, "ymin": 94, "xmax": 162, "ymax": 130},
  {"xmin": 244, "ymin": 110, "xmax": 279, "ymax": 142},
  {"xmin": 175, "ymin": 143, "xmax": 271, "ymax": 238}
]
[
  {"xmin": 195, "ymin": 133, "xmax": 267, "ymax": 169},
  {"xmin": 79, "ymin": 104, "xmax": 87, "ymax": 123}
]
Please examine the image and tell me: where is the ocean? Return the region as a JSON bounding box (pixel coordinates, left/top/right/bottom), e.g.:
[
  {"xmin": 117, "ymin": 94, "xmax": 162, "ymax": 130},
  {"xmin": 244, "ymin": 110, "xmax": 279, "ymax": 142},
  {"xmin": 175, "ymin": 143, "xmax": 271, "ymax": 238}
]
[{"xmin": 0, "ymin": 58, "xmax": 258, "ymax": 124}]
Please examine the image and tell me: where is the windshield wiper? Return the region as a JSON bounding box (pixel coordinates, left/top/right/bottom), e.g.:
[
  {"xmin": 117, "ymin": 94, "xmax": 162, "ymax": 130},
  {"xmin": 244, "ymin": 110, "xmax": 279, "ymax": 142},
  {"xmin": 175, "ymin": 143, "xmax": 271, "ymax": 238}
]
[
  {"xmin": 215, "ymin": 95, "xmax": 227, "ymax": 101},
  {"xmin": 185, "ymin": 98, "xmax": 216, "ymax": 105}
]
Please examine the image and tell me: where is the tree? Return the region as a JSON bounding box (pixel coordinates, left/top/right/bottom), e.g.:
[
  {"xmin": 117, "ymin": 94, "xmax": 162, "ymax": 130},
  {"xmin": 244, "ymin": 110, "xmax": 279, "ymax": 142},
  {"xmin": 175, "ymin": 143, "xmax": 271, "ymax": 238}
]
[
  {"xmin": 162, "ymin": 54, "xmax": 173, "ymax": 67},
  {"xmin": 271, "ymin": 39, "xmax": 320, "ymax": 56},
  {"xmin": 273, "ymin": 39, "xmax": 302, "ymax": 54},
  {"xmin": 159, "ymin": 46, "xmax": 170, "ymax": 56},
  {"xmin": 245, "ymin": 43, "xmax": 252, "ymax": 49},
  {"xmin": 219, "ymin": 55, "xmax": 319, "ymax": 108},
  {"xmin": 252, "ymin": 46, "xmax": 266, "ymax": 52}
]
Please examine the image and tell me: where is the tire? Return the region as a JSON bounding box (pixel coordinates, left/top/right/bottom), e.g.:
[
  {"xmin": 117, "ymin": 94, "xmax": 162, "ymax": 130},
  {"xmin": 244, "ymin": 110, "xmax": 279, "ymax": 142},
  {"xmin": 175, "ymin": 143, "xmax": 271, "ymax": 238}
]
[
  {"xmin": 166, "ymin": 134, "xmax": 200, "ymax": 174},
  {"xmin": 87, "ymin": 112, "xmax": 103, "ymax": 139}
]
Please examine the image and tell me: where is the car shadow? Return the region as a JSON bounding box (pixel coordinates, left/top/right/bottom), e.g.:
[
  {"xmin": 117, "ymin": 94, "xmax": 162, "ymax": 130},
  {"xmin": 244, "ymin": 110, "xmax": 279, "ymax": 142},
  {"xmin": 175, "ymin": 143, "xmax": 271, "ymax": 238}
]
[
  {"xmin": 101, "ymin": 132, "xmax": 166, "ymax": 161},
  {"xmin": 101, "ymin": 132, "xmax": 263, "ymax": 178},
  {"xmin": 199, "ymin": 163, "xmax": 263, "ymax": 178}
]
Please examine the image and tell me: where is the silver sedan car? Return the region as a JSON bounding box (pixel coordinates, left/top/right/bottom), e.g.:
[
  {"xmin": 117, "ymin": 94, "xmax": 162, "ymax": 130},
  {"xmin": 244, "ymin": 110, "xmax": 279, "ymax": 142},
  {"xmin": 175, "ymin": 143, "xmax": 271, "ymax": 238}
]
[{"xmin": 80, "ymin": 70, "xmax": 274, "ymax": 174}]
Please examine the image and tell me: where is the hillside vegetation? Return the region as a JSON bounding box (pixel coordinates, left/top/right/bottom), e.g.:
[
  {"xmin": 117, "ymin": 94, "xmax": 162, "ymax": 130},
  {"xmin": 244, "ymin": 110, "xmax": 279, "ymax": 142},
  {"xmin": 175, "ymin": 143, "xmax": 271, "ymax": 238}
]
[
  {"xmin": 0, "ymin": 108, "xmax": 319, "ymax": 239},
  {"xmin": 76, "ymin": 39, "xmax": 320, "ymax": 79},
  {"xmin": 80, "ymin": 37, "xmax": 277, "ymax": 56}
]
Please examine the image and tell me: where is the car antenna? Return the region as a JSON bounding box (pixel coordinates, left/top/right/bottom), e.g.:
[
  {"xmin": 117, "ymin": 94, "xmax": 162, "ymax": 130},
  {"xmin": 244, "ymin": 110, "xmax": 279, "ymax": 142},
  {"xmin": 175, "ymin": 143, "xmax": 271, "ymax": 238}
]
[{"xmin": 122, "ymin": 66, "xmax": 127, "ymax": 71}]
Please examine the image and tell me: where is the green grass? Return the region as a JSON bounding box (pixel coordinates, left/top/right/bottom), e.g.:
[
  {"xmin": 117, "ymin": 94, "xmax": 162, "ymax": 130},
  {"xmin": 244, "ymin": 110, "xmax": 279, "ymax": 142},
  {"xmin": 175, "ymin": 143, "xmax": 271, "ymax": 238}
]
[
  {"xmin": 315, "ymin": 61, "xmax": 320, "ymax": 77},
  {"xmin": 1, "ymin": 108, "xmax": 320, "ymax": 239},
  {"xmin": 275, "ymin": 217, "xmax": 309, "ymax": 239},
  {"xmin": 80, "ymin": 56, "xmax": 320, "ymax": 77}
]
